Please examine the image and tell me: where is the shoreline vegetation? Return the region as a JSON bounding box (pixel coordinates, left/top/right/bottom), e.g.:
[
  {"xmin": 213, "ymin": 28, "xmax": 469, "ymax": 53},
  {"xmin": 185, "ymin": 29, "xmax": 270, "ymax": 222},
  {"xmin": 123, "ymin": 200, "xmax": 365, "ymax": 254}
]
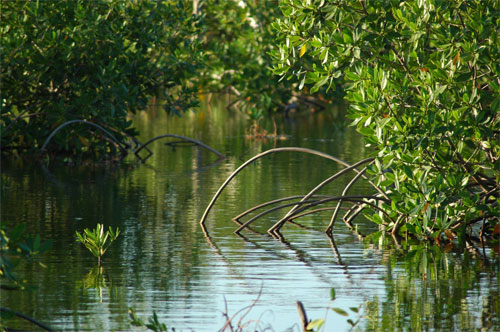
[
  {"xmin": 1, "ymin": 0, "xmax": 498, "ymax": 243},
  {"xmin": 1, "ymin": 0, "xmax": 499, "ymax": 331}
]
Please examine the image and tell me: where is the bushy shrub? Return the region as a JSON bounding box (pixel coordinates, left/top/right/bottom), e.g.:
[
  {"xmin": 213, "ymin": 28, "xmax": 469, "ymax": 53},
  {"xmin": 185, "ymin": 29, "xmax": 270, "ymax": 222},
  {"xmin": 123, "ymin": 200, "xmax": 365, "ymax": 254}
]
[
  {"xmin": 1, "ymin": 0, "xmax": 200, "ymax": 159},
  {"xmin": 272, "ymin": 0, "xmax": 500, "ymax": 239}
]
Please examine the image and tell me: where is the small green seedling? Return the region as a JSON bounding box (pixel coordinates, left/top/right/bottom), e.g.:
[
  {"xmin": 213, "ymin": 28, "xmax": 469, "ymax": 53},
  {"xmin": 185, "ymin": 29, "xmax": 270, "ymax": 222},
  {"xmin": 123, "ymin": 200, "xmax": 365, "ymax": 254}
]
[{"xmin": 75, "ymin": 224, "xmax": 120, "ymax": 266}]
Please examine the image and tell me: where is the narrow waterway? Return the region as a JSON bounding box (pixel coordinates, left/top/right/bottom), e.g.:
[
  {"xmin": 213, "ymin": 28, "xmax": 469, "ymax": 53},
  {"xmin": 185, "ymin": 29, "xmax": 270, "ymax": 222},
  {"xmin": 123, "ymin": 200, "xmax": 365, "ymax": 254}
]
[{"xmin": 1, "ymin": 101, "xmax": 498, "ymax": 331}]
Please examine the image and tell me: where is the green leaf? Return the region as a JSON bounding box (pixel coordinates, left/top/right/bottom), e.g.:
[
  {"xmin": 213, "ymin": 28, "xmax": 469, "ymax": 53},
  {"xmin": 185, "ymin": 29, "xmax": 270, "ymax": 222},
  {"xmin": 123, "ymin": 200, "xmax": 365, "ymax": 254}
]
[
  {"xmin": 381, "ymin": 72, "xmax": 388, "ymax": 91},
  {"xmin": 34, "ymin": 235, "xmax": 40, "ymax": 251},
  {"xmin": 343, "ymin": 32, "xmax": 353, "ymax": 44},
  {"xmin": 345, "ymin": 71, "xmax": 359, "ymax": 81},
  {"xmin": 332, "ymin": 307, "xmax": 349, "ymax": 316},
  {"xmin": 299, "ymin": 75, "xmax": 306, "ymax": 90},
  {"xmin": 371, "ymin": 214, "xmax": 384, "ymax": 225},
  {"xmin": 310, "ymin": 39, "xmax": 322, "ymax": 48}
]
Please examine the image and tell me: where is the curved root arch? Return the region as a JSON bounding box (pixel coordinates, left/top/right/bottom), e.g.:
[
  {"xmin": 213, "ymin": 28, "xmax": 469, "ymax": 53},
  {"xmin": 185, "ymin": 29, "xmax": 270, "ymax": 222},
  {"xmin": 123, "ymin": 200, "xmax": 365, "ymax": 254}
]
[
  {"xmin": 199, "ymin": 147, "xmax": 371, "ymax": 228},
  {"xmin": 39, "ymin": 119, "xmax": 129, "ymax": 157},
  {"xmin": 268, "ymin": 157, "xmax": 375, "ymax": 234},
  {"xmin": 134, "ymin": 134, "xmax": 226, "ymax": 161}
]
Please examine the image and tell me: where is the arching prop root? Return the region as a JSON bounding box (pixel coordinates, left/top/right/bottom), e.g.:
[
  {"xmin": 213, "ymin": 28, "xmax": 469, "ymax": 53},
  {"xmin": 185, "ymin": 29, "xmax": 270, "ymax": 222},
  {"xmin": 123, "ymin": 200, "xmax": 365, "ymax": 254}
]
[
  {"xmin": 199, "ymin": 147, "xmax": 389, "ymax": 236},
  {"xmin": 38, "ymin": 120, "xmax": 225, "ymax": 165},
  {"xmin": 134, "ymin": 134, "xmax": 226, "ymax": 162},
  {"xmin": 39, "ymin": 119, "xmax": 130, "ymax": 158}
]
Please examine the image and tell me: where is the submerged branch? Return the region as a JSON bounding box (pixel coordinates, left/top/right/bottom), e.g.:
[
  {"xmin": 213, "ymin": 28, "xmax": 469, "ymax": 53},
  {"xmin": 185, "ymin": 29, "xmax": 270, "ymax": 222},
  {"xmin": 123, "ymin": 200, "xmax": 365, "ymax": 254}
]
[
  {"xmin": 268, "ymin": 157, "xmax": 376, "ymax": 234},
  {"xmin": 236, "ymin": 195, "xmax": 389, "ymax": 234},
  {"xmin": 234, "ymin": 198, "xmax": 326, "ymax": 234},
  {"xmin": 233, "ymin": 195, "xmax": 332, "ymax": 224},
  {"xmin": 0, "ymin": 307, "xmax": 54, "ymax": 331},
  {"xmin": 326, "ymin": 166, "xmax": 369, "ymax": 234}
]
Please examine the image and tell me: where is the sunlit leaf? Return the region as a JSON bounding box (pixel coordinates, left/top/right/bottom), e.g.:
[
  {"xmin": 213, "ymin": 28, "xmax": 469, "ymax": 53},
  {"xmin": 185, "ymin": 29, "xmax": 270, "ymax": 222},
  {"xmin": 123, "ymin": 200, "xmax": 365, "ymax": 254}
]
[
  {"xmin": 306, "ymin": 318, "xmax": 324, "ymax": 330},
  {"xmin": 299, "ymin": 44, "xmax": 306, "ymax": 58}
]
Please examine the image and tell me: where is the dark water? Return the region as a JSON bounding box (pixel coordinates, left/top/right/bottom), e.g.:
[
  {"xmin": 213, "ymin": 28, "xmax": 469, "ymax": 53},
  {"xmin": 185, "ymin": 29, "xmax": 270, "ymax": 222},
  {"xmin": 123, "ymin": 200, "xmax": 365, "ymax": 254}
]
[{"xmin": 1, "ymin": 101, "xmax": 499, "ymax": 331}]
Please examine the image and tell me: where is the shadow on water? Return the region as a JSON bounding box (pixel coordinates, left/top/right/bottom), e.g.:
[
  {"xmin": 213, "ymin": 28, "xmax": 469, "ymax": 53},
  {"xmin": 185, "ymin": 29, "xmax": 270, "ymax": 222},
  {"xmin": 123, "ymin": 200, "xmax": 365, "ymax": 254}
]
[{"xmin": 1, "ymin": 101, "xmax": 498, "ymax": 331}]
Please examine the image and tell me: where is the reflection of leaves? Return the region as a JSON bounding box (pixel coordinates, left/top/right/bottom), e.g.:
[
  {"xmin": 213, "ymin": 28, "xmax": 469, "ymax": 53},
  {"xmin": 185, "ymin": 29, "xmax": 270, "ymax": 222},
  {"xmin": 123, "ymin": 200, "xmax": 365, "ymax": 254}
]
[
  {"xmin": 129, "ymin": 308, "xmax": 144, "ymax": 327},
  {"xmin": 82, "ymin": 266, "xmax": 106, "ymax": 290},
  {"xmin": 146, "ymin": 312, "xmax": 167, "ymax": 332},
  {"xmin": 80, "ymin": 265, "xmax": 108, "ymax": 303},
  {"xmin": 129, "ymin": 308, "xmax": 168, "ymax": 332},
  {"xmin": 1, "ymin": 224, "xmax": 51, "ymax": 290},
  {"xmin": 363, "ymin": 245, "xmax": 499, "ymax": 331}
]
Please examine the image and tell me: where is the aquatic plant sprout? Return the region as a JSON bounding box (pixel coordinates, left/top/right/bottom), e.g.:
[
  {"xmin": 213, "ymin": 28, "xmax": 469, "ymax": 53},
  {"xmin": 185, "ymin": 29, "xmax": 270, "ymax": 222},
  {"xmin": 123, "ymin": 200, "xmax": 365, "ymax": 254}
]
[{"xmin": 75, "ymin": 224, "xmax": 120, "ymax": 266}]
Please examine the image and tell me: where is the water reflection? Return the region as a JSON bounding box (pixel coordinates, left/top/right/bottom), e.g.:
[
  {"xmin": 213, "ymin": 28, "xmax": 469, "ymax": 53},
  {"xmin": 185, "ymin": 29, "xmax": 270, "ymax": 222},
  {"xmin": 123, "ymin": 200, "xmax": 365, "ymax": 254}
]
[
  {"xmin": 1, "ymin": 102, "xmax": 498, "ymax": 331},
  {"xmin": 362, "ymin": 245, "xmax": 499, "ymax": 331}
]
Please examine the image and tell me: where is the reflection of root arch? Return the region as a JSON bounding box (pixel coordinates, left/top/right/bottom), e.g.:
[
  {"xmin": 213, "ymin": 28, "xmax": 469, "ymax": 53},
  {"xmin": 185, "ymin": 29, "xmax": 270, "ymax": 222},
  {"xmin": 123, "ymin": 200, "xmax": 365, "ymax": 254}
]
[
  {"xmin": 134, "ymin": 134, "xmax": 226, "ymax": 162},
  {"xmin": 199, "ymin": 147, "xmax": 372, "ymax": 228}
]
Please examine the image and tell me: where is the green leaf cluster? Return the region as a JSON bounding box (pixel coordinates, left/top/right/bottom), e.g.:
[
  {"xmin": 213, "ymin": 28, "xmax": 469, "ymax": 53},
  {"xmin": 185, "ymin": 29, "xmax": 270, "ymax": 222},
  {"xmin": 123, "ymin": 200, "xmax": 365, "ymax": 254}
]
[
  {"xmin": 129, "ymin": 308, "xmax": 169, "ymax": 332},
  {"xmin": 75, "ymin": 223, "xmax": 119, "ymax": 266},
  {"xmin": 196, "ymin": 0, "xmax": 303, "ymax": 114},
  {"xmin": 272, "ymin": 0, "xmax": 500, "ymax": 239}
]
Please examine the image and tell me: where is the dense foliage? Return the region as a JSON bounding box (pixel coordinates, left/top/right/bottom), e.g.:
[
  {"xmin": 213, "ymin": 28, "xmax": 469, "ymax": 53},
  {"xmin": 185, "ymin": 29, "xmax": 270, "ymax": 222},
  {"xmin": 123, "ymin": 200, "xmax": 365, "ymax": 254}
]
[
  {"xmin": 1, "ymin": 0, "xmax": 315, "ymax": 159},
  {"xmin": 272, "ymin": 0, "xmax": 500, "ymax": 240},
  {"xmin": 1, "ymin": 0, "xmax": 200, "ymax": 160},
  {"xmin": 196, "ymin": 0, "xmax": 295, "ymax": 120}
]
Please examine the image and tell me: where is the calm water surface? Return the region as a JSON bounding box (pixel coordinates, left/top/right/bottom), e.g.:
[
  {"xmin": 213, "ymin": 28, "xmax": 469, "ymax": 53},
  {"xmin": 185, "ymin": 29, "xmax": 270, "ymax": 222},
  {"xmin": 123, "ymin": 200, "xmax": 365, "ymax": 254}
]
[{"xmin": 1, "ymin": 102, "xmax": 499, "ymax": 331}]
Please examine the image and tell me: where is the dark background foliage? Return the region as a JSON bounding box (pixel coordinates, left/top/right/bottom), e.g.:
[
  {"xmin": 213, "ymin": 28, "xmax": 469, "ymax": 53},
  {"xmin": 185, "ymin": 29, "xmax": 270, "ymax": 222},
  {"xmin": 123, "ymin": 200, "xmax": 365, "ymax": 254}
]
[{"xmin": 1, "ymin": 0, "xmax": 200, "ymax": 160}]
